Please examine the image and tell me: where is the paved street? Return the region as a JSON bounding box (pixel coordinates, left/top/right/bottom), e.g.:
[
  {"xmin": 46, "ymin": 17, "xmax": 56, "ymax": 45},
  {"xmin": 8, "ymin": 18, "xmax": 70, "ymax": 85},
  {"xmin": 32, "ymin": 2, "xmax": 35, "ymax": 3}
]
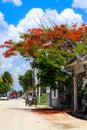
[
  {"xmin": 0, "ymin": 98, "xmax": 87, "ymax": 130},
  {"xmin": 0, "ymin": 99, "xmax": 53, "ymax": 130}
]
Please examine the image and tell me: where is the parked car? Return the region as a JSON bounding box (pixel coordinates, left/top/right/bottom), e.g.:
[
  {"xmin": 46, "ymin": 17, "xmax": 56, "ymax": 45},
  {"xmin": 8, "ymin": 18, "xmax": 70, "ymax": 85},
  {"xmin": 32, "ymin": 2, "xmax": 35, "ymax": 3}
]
[{"xmin": 0, "ymin": 94, "xmax": 8, "ymax": 100}]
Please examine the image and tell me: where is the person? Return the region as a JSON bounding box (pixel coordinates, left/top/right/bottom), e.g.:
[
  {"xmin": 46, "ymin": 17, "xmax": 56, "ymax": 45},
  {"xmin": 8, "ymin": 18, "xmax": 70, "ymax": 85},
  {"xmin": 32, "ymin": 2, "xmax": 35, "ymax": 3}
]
[
  {"xmin": 28, "ymin": 94, "xmax": 33, "ymax": 106},
  {"xmin": 25, "ymin": 93, "xmax": 29, "ymax": 106},
  {"xmin": 32, "ymin": 92, "xmax": 37, "ymax": 106}
]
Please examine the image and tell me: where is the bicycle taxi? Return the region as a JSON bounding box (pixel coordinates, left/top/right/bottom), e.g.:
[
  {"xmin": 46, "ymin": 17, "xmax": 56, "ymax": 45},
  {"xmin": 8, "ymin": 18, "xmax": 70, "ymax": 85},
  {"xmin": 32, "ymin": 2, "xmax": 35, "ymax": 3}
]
[{"xmin": 25, "ymin": 90, "xmax": 37, "ymax": 106}]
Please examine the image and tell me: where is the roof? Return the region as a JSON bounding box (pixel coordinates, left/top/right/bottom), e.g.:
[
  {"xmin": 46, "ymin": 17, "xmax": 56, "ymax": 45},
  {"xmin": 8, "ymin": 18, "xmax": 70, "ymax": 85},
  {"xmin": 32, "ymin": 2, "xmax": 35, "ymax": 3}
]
[{"xmin": 64, "ymin": 53, "xmax": 87, "ymax": 75}]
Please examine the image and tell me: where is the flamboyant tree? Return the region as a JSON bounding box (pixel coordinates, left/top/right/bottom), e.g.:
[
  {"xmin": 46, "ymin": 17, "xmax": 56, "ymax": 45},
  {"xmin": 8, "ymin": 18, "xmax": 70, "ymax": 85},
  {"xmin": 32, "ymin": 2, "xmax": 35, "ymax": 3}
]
[
  {"xmin": 1, "ymin": 24, "xmax": 87, "ymax": 59},
  {"xmin": 0, "ymin": 23, "xmax": 87, "ymax": 88}
]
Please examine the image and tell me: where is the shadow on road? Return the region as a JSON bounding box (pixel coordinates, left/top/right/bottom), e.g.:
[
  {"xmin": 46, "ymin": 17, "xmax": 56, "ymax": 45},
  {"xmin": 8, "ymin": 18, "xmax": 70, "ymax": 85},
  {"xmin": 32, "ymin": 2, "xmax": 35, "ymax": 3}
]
[
  {"xmin": 8, "ymin": 107, "xmax": 71, "ymax": 115},
  {"xmin": 8, "ymin": 108, "xmax": 76, "ymax": 129}
]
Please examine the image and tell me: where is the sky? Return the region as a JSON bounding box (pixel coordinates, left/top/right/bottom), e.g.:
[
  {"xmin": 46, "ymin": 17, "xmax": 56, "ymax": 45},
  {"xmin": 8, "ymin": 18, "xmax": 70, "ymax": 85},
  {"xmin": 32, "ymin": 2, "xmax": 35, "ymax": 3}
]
[{"xmin": 0, "ymin": 0, "xmax": 87, "ymax": 91}]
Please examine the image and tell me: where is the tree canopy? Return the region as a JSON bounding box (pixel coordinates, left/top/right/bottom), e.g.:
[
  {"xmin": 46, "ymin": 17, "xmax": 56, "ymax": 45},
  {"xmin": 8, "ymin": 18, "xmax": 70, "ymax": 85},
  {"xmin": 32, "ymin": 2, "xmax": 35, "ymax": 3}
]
[
  {"xmin": 0, "ymin": 80, "xmax": 9, "ymax": 93},
  {"xmin": 1, "ymin": 71, "xmax": 14, "ymax": 87},
  {"xmin": 18, "ymin": 70, "xmax": 35, "ymax": 92},
  {"xmin": 1, "ymin": 24, "xmax": 87, "ymax": 60},
  {"xmin": 0, "ymin": 71, "xmax": 14, "ymax": 93},
  {"xmin": 1, "ymin": 23, "xmax": 87, "ymax": 88}
]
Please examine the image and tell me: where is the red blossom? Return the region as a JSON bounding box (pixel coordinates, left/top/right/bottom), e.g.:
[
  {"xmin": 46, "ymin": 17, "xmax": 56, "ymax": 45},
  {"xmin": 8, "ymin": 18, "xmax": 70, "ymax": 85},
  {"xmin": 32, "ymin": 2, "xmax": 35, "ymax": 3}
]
[{"xmin": 1, "ymin": 24, "xmax": 87, "ymax": 58}]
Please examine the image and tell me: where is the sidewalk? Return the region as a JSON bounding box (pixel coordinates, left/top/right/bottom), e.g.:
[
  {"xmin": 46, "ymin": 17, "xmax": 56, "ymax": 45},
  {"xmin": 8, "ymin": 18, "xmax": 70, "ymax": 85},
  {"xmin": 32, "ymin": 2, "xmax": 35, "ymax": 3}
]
[{"xmin": 25, "ymin": 103, "xmax": 87, "ymax": 120}]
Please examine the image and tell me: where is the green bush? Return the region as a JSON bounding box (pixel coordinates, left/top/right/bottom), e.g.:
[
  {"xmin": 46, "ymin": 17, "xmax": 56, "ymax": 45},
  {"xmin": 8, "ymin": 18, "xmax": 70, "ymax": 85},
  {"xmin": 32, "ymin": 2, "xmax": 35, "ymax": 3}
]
[{"xmin": 37, "ymin": 93, "xmax": 46, "ymax": 105}]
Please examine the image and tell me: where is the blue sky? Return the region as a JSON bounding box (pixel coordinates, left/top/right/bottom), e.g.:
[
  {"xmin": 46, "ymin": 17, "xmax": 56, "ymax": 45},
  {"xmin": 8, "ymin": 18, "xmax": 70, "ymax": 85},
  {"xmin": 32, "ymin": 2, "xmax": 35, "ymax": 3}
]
[{"xmin": 0, "ymin": 0, "xmax": 87, "ymax": 91}]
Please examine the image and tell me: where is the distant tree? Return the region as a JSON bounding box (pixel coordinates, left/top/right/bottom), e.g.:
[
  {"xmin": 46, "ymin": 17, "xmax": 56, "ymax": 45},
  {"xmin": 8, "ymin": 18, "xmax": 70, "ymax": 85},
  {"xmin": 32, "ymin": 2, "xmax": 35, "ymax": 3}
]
[
  {"xmin": 1, "ymin": 71, "xmax": 14, "ymax": 89},
  {"xmin": 18, "ymin": 70, "xmax": 35, "ymax": 92},
  {"xmin": 0, "ymin": 77, "xmax": 9, "ymax": 93},
  {"xmin": 18, "ymin": 90, "xmax": 23, "ymax": 96}
]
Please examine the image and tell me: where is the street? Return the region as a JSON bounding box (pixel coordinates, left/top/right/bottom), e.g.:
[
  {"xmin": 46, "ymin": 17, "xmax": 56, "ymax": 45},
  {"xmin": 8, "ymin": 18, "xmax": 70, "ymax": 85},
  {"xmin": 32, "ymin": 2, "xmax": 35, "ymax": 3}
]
[
  {"xmin": 0, "ymin": 99, "xmax": 87, "ymax": 130},
  {"xmin": 0, "ymin": 99, "xmax": 53, "ymax": 130}
]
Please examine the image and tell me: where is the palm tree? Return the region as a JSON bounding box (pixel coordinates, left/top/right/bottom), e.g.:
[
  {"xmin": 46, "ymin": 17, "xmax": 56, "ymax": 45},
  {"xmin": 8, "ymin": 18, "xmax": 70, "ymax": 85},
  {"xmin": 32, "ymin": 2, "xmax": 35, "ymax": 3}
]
[
  {"xmin": 0, "ymin": 76, "xmax": 9, "ymax": 93},
  {"xmin": 1, "ymin": 71, "xmax": 14, "ymax": 89}
]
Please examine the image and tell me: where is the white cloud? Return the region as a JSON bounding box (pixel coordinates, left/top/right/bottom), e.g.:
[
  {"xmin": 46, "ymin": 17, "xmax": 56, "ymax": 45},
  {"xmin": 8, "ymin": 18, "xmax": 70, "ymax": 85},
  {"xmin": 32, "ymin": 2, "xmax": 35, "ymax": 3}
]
[
  {"xmin": 72, "ymin": 0, "xmax": 87, "ymax": 12},
  {"xmin": 16, "ymin": 8, "xmax": 83, "ymax": 33},
  {"xmin": 8, "ymin": 24, "xmax": 21, "ymax": 41},
  {"xmin": 0, "ymin": 12, "xmax": 8, "ymax": 30},
  {"xmin": 11, "ymin": 58, "xmax": 31, "ymax": 90},
  {"xmin": 0, "ymin": 8, "xmax": 83, "ymax": 43},
  {"xmin": 60, "ymin": 8, "xmax": 83, "ymax": 25},
  {"xmin": 0, "ymin": 12, "xmax": 9, "ymax": 43},
  {"xmin": 2, "ymin": 0, "xmax": 22, "ymax": 6},
  {"xmin": 1, "ymin": 58, "xmax": 13, "ymax": 69},
  {"xmin": 44, "ymin": 8, "xmax": 83, "ymax": 26},
  {"xmin": 17, "ymin": 8, "xmax": 44, "ymax": 32},
  {"xmin": 0, "ymin": 54, "xmax": 14, "ymax": 74}
]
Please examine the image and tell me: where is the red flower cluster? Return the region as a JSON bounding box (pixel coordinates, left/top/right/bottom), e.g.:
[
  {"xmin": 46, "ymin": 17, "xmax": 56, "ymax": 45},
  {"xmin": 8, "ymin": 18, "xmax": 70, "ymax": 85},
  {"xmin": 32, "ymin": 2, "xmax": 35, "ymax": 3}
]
[{"xmin": 0, "ymin": 24, "xmax": 87, "ymax": 58}]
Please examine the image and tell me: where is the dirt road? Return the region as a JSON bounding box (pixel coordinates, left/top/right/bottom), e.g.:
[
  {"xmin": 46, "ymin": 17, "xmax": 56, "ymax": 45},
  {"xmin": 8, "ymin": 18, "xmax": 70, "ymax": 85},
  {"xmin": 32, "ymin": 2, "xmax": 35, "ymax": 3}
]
[{"xmin": 0, "ymin": 98, "xmax": 87, "ymax": 130}]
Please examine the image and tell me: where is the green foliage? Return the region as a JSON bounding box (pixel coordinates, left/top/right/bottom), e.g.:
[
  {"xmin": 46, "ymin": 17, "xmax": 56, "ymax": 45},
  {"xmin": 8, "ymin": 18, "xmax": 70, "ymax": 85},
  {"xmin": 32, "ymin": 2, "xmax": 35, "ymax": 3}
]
[
  {"xmin": 1, "ymin": 71, "xmax": 14, "ymax": 87},
  {"xmin": 37, "ymin": 93, "xmax": 46, "ymax": 105},
  {"xmin": 0, "ymin": 71, "xmax": 14, "ymax": 93},
  {"xmin": 18, "ymin": 90, "xmax": 23, "ymax": 96},
  {"xmin": 18, "ymin": 69, "xmax": 35, "ymax": 92},
  {"xmin": 0, "ymin": 80, "xmax": 9, "ymax": 93},
  {"xmin": 33, "ymin": 48, "xmax": 70, "ymax": 88}
]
